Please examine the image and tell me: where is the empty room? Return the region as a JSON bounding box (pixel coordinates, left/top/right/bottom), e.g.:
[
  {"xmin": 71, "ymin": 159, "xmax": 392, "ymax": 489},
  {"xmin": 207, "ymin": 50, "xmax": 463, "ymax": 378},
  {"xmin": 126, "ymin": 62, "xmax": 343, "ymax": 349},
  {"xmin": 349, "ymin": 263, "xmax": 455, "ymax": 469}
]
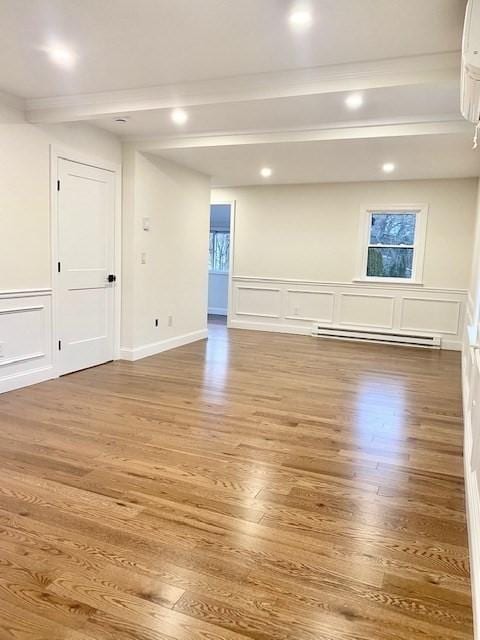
[{"xmin": 2, "ymin": 1, "xmax": 480, "ymax": 638}]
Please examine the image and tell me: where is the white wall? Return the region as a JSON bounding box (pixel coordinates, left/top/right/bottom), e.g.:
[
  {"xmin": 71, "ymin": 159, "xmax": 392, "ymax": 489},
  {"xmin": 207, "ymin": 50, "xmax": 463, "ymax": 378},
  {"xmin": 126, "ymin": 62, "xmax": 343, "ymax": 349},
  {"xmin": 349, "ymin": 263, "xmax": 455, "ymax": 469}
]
[
  {"xmin": 0, "ymin": 97, "xmax": 121, "ymax": 392},
  {"xmin": 208, "ymin": 273, "xmax": 229, "ymax": 315},
  {"xmin": 213, "ymin": 179, "xmax": 477, "ymax": 348},
  {"xmin": 468, "ymin": 184, "xmax": 480, "ymax": 333},
  {"xmin": 0, "ymin": 100, "xmax": 121, "ymax": 291},
  {"xmin": 462, "ymin": 179, "xmax": 480, "ymax": 640},
  {"xmin": 0, "ymin": 95, "xmax": 211, "ymax": 387},
  {"xmin": 215, "ymin": 179, "xmax": 476, "ymax": 287},
  {"xmin": 121, "ymin": 149, "xmax": 210, "ymax": 359}
]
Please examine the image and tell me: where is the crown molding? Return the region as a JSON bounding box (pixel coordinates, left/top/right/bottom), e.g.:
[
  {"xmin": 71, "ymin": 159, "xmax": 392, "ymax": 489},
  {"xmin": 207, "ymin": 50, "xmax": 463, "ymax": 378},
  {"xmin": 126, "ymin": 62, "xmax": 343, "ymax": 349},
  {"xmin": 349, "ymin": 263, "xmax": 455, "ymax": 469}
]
[
  {"xmin": 25, "ymin": 52, "xmax": 460, "ymax": 124},
  {"xmin": 129, "ymin": 118, "xmax": 470, "ymax": 152}
]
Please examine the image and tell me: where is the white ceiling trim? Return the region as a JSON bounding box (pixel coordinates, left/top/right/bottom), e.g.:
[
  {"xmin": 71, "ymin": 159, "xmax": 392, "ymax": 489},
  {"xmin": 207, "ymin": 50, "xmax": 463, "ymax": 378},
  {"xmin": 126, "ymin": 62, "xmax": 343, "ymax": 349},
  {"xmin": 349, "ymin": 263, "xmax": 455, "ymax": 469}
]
[
  {"xmin": 25, "ymin": 52, "xmax": 460, "ymax": 124},
  {"xmin": 132, "ymin": 119, "xmax": 471, "ymax": 152}
]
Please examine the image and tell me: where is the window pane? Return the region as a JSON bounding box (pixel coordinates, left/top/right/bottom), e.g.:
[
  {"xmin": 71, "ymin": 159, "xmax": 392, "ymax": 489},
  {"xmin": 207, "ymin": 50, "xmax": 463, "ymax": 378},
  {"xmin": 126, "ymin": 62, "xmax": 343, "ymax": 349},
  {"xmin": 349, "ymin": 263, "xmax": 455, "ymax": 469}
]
[
  {"xmin": 369, "ymin": 213, "xmax": 416, "ymax": 245},
  {"xmin": 367, "ymin": 247, "xmax": 414, "ymax": 278},
  {"xmin": 208, "ymin": 232, "xmax": 214, "ymax": 271},
  {"xmin": 211, "ymin": 232, "xmax": 230, "ymax": 271}
]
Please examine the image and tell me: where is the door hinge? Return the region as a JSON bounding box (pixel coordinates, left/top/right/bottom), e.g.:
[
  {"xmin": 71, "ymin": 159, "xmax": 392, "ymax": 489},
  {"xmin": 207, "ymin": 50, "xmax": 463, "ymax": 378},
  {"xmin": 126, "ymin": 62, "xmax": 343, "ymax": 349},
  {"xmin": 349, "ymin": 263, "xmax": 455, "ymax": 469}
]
[
  {"xmin": 57, "ymin": 261, "xmax": 61, "ymax": 273},
  {"xmin": 58, "ymin": 340, "xmax": 62, "ymax": 351},
  {"xmin": 57, "ymin": 179, "xmax": 60, "ymax": 191}
]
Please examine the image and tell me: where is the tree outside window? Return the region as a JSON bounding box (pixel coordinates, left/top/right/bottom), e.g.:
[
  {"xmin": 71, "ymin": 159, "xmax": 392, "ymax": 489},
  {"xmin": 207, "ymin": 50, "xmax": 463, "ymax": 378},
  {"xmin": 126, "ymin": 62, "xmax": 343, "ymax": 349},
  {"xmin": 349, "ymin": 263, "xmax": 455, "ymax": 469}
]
[
  {"xmin": 365, "ymin": 212, "xmax": 417, "ymax": 279},
  {"xmin": 209, "ymin": 231, "xmax": 230, "ymax": 272}
]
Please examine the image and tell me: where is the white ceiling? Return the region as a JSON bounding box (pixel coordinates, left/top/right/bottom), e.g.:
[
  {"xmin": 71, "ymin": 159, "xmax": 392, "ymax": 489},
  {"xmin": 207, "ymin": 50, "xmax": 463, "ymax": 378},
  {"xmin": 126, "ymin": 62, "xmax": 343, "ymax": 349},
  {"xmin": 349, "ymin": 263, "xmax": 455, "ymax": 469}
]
[
  {"xmin": 0, "ymin": 0, "xmax": 467, "ymax": 98},
  {"xmin": 0, "ymin": 0, "xmax": 477, "ymax": 186},
  {"xmin": 153, "ymin": 133, "xmax": 480, "ymax": 187}
]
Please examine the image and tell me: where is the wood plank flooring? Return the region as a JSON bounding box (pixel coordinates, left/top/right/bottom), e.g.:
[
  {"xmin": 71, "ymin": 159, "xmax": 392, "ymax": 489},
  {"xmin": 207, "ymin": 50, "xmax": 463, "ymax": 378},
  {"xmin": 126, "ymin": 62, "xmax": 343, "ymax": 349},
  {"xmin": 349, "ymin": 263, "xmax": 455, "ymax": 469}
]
[{"xmin": 0, "ymin": 322, "xmax": 472, "ymax": 639}]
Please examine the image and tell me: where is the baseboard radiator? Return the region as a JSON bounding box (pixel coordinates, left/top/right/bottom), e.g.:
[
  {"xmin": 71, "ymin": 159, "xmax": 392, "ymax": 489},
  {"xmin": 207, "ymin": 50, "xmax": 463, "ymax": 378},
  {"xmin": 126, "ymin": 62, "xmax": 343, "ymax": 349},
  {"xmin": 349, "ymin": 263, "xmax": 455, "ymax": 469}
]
[{"xmin": 312, "ymin": 325, "xmax": 441, "ymax": 348}]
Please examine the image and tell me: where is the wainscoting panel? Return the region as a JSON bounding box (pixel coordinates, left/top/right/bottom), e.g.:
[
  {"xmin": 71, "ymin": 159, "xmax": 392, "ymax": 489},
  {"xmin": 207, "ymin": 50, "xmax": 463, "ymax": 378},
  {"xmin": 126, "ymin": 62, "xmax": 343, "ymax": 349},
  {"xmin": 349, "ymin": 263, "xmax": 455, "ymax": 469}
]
[
  {"xmin": 339, "ymin": 293, "xmax": 395, "ymax": 329},
  {"xmin": 462, "ymin": 297, "xmax": 480, "ymax": 639},
  {"xmin": 401, "ymin": 297, "xmax": 461, "ymax": 335},
  {"xmin": 0, "ymin": 289, "xmax": 54, "ymax": 393},
  {"xmin": 235, "ymin": 285, "xmax": 282, "ymax": 319},
  {"xmin": 285, "ymin": 289, "xmax": 334, "ymax": 323},
  {"xmin": 230, "ymin": 277, "xmax": 467, "ymax": 350}
]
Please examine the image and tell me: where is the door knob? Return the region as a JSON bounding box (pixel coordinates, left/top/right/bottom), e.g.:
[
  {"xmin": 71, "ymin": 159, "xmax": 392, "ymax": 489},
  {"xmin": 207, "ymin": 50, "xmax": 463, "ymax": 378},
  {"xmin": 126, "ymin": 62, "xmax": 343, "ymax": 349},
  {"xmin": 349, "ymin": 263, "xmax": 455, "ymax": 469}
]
[{"xmin": 107, "ymin": 274, "xmax": 116, "ymax": 283}]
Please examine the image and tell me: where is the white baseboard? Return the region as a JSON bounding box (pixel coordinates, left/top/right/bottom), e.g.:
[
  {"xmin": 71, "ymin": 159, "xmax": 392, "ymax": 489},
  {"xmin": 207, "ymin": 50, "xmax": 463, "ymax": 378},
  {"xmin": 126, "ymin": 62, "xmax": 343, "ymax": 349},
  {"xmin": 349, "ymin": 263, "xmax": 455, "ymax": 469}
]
[
  {"xmin": 119, "ymin": 329, "xmax": 208, "ymax": 362},
  {"xmin": 208, "ymin": 307, "xmax": 227, "ymax": 316},
  {"xmin": 230, "ymin": 319, "xmax": 311, "ymax": 336},
  {"xmin": 230, "ymin": 319, "xmax": 462, "ymax": 350},
  {"xmin": 0, "ymin": 365, "xmax": 55, "ymax": 394},
  {"xmin": 441, "ymin": 339, "xmax": 463, "ymax": 351}
]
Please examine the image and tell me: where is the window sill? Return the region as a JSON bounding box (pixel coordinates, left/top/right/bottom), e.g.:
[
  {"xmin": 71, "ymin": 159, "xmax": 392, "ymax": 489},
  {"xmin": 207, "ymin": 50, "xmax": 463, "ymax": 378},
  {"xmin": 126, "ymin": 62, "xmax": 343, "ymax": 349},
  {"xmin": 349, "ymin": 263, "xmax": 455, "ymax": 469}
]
[{"xmin": 353, "ymin": 278, "xmax": 424, "ymax": 286}]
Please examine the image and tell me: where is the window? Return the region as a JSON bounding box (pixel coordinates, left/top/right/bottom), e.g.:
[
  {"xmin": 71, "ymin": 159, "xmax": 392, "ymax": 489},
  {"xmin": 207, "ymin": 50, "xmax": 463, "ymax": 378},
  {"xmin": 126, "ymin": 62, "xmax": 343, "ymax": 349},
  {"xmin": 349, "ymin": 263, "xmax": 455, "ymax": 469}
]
[
  {"xmin": 209, "ymin": 231, "xmax": 230, "ymax": 272},
  {"xmin": 359, "ymin": 205, "xmax": 428, "ymax": 282}
]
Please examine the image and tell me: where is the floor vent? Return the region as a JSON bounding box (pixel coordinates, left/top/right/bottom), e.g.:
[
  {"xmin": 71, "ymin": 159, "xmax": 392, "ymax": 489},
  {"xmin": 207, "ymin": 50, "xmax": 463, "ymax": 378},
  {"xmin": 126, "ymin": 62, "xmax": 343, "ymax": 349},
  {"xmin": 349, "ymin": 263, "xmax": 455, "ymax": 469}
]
[{"xmin": 312, "ymin": 325, "xmax": 441, "ymax": 348}]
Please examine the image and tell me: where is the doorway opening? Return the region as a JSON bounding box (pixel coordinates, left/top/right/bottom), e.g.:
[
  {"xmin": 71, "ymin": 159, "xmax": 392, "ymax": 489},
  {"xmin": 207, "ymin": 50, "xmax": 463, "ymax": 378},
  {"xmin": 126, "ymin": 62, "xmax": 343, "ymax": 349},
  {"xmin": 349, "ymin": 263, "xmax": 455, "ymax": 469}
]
[{"xmin": 208, "ymin": 202, "xmax": 232, "ymax": 328}]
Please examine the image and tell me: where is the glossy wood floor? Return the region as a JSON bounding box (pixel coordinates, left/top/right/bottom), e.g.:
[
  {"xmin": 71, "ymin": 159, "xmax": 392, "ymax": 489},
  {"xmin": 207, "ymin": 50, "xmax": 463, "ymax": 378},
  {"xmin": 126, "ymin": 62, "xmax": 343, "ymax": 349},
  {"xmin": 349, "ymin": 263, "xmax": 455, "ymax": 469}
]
[{"xmin": 0, "ymin": 322, "xmax": 472, "ymax": 640}]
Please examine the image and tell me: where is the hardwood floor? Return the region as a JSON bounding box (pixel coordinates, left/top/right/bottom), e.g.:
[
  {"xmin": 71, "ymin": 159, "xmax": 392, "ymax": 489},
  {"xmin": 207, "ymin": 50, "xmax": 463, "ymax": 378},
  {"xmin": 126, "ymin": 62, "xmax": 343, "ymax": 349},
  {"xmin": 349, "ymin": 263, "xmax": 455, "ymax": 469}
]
[{"xmin": 0, "ymin": 323, "xmax": 472, "ymax": 639}]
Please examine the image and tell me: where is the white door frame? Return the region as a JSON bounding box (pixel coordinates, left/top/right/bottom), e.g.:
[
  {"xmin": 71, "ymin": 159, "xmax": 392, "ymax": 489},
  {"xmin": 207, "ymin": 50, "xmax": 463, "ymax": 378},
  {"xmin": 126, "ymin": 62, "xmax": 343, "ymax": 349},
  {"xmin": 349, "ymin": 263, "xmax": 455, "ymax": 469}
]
[
  {"xmin": 50, "ymin": 145, "xmax": 122, "ymax": 376},
  {"xmin": 209, "ymin": 198, "xmax": 236, "ymax": 327}
]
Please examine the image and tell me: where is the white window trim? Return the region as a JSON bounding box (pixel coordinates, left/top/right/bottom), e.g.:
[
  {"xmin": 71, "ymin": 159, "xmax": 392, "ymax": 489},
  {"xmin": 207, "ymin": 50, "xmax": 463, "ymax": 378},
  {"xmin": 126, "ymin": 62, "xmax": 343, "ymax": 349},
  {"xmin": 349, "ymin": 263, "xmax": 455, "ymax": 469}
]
[{"xmin": 355, "ymin": 203, "xmax": 429, "ymax": 285}]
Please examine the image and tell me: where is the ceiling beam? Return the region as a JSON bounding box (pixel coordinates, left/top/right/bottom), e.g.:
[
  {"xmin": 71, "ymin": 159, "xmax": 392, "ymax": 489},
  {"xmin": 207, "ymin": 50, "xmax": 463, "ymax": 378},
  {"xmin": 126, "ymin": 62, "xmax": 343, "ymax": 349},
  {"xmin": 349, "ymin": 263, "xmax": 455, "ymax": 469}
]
[
  {"xmin": 25, "ymin": 52, "xmax": 460, "ymax": 124},
  {"xmin": 130, "ymin": 119, "xmax": 472, "ymax": 153}
]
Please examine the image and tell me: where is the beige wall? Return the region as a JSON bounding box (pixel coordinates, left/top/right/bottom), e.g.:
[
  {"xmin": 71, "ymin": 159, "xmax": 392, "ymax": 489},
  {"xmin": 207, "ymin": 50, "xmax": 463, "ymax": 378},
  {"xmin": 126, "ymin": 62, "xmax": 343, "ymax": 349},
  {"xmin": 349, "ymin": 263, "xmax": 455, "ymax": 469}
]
[
  {"xmin": 121, "ymin": 149, "xmax": 210, "ymax": 351},
  {"xmin": 0, "ymin": 100, "xmax": 121, "ymax": 291},
  {"xmin": 214, "ymin": 178, "xmax": 478, "ymax": 289}
]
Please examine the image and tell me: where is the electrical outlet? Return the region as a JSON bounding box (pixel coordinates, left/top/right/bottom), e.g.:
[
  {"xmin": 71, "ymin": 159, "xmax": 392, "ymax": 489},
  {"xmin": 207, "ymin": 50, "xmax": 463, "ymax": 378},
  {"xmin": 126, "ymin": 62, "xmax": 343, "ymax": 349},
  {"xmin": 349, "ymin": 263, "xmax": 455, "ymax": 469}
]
[
  {"xmin": 168, "ymin": 315, "xmax": 173, "ymax": 327},
  {"xmin": 141, "ymin": 252, "xmax": 147, "ymax": 264}
]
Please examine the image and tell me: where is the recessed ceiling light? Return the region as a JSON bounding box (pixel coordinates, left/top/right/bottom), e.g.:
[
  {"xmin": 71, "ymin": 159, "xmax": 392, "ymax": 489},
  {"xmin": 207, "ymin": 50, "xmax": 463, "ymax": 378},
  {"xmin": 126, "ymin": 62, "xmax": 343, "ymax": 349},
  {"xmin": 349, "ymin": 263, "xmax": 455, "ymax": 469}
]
[
  {"xmin": 288, "ymin": 8, "xmax": 313, "ymax": 28},
  {"xmin": 171, "ymin": 108, "xmax": 188, "ymax": 125},
  {"xmin": 382, "ymin": 162, "xmax": 396, "ymax": 174},
  {"xmin": 45, "ymin": 44, "xmax": 76, "ymax": 68},
  {"xmin": 260, "ymin": 167, "xmax": 273, "ymax": 178},
  {"xmin": 345, "ymin": 93, "xmax": 364, "ymax": 110}
]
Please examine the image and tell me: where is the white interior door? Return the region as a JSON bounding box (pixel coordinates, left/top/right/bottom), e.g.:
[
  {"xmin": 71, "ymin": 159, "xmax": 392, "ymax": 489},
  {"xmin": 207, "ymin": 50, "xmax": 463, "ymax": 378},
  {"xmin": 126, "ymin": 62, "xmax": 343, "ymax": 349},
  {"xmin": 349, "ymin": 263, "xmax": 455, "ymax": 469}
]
[{"xmin": 57, "ymin": 158, "xmax": 116, "ymax": 375}]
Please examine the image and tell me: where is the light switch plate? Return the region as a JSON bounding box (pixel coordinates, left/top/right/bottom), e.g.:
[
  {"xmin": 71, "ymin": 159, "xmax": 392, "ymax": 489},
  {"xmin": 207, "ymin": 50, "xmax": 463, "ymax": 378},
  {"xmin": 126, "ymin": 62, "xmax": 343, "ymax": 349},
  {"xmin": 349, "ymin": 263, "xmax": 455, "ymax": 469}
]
[{"xmin": 142, "ymin": 217, "xmax": 150, "ymax": 231}]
